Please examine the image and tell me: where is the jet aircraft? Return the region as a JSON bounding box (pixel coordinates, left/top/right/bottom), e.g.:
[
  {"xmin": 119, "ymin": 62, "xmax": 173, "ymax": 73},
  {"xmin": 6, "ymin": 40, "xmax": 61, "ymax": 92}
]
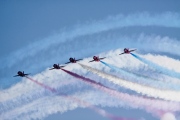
[
  {"xmin": 89, "ymin": 56, "xmax": 106, "ymax": 62},
  {"xmin": 49, "ymin": 64, "xmax": 64, "ymax": 70},
  {"xmin": 119, "ymin": 48, "xmax": 136, "ymax": 55},
  {"xmin": 13, "ymin": 71, "xmax": 30, "ymax": 77},
  {"xmin": 65, "ymin": 57, "xmax": 82, "ymax": 64}
]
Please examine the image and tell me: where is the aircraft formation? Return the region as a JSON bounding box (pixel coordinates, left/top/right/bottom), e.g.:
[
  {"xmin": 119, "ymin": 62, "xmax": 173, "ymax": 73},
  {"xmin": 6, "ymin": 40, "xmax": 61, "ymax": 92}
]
[
  {"xmin": 11, "ymin": 48, "xmax": 180, "ymax": 120},
  {"xmin": 14, "ymin": 48, "xmax": 136, "ymax": 77}
]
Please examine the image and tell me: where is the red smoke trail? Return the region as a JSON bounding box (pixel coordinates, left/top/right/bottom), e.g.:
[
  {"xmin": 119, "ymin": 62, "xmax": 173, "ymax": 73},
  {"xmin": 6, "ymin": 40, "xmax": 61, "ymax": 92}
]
[
  {"xmin": 61, "ymin": 68, "xmax": 180, "ymax": 116},
  {"xmin": 25, "ymin": 76, "xmax": 133, "ymax": 120},
  {"xmin": 61, "ymin": 69, "xmax": 112, "ymax": 89},
  {"xmin": 26, "ymin": 76, "xmax": 56, "ymax": 92}
]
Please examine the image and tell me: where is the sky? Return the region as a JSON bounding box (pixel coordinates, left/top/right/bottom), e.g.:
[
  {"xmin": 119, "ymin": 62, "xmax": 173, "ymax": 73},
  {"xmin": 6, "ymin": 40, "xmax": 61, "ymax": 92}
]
[{"xmin": 0, "ymin": 0, "xmax": 180, "ymax": 120}]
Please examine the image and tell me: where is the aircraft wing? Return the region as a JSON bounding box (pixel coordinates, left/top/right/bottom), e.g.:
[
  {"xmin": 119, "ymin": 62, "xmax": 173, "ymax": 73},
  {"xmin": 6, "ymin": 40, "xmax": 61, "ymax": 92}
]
[
  {"xmin": 49, "ymin": 68, "xmax": 55, "ymax": 70},
  {"xmin": 99, "ymin": 57, "xmax": 106, "ymax": 60},
  {"xmin": 129, "ymin": 49, "xmax": 136, "ymax": 52},
  {"xmin": 119, "ymin": 52, "xmax": 125, "ymax": 55},
  {"xmin": 24, "ymin": 74, "xmax": 30, "ymax": 76},
  {"xmin": 77, "ymin": 59, "xmax": 83, "ymax": 61},
  {"xmin": 65, "ymin": 62, "xmax": 71, "ymax": 64},
  {"xmin": 13, "ymin": 75, "xmax": 20, "ymax": 77},
  {"xmin": 89, "ymin": 60, "xmax": 95, "ymax": 62}
]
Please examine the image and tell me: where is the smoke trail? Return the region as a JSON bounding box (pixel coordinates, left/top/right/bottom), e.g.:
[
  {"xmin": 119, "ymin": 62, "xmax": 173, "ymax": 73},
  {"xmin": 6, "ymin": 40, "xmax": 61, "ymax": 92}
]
[
  {"xmin": 24, "ymin": 76, "xmax": 129, "ymax": 120},
  {"xmin": 61, "ymin": 69, "xmax": 112, "ymax": 89},
  {"xmin": 0, "ymin": 69, "xmax": 79, "ymax": 103},
  {"xmin": 79, "ymin": 63, "xmax": 180, "ymax": 102},
  {"xmin": 0, "ymin": 79, "xmax": 84, "ymax": 114},
  {"xmin": 0, "ymin": 12, "xmax": 180, "ymax": 78},
  {"xmin": 1, "ymin": 12, "xmax": 180, "ymax": 68},
  {"xmin": 100, "ymin": 61, "xmax": 180, "ymax": 90},
  {"xmin": 2, "ymin": 35, "xmax": 180, "ymax": 89},
  {"xmin": 26, "ymin": 77, "xmax": 56, "ymax": 92},
  {"xmin": 131, "ymin": 53, "xmax": 180, "ymax": 79},
  {"xmin": 1, "ymin": 90, "xmax": 135, "ymax": 120},
  {"xmin": 62, "ymin": 67, "xmax": 180, "ymax": 112}
]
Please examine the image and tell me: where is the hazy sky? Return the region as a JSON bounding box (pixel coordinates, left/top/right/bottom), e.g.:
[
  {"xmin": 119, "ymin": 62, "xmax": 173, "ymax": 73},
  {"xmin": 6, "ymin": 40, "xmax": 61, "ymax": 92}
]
[
  {"xmin": 0, "ymin": 1, "xmax": 180, "ymax": 120},
  {"xmin": 1, "ymin": 0, "xmax": 180, "ymax": 57}
]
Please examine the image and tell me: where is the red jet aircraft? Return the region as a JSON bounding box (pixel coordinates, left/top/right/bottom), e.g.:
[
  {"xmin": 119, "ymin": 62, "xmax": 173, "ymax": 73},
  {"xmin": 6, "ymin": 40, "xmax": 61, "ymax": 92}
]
[
  {"xmin": 119, "ymin": 48, "xmax": 136, "ymax": 55},
  {"xmin": 89, "ymin": 56, "xmax": 106, "ymax": 62},
  {"xmin": 13, "ymin": 71, "xmax": 30, "ymax": 77},
  {"xmin": 65, "ymin": 57, "xmax": 83, "ymax": 64},
  {"xmin": 49, "ymin": 64, "xmax": 64, "ymax": 70}
]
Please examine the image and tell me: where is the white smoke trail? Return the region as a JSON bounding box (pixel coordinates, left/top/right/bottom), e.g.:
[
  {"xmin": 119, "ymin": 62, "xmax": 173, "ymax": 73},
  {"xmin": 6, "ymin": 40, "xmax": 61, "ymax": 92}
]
[
  {"xmin": 100, "ymin": 61, "xmax": 180, "ymax": 90},
  {"xmin": 1, "ymin": 51, "xmax": 180, "ymax": 119},
  {"xmin": 79, "ymin": 63, "xmax": 180, "ymax": 102},
  {"xmin": 131, "ymin": 53, "xmax": 180, "ymax": 79},
  {"xmin": 0, "ymin": 64, "xmax": 128, "ymax": 120},
  {"xmin": 1, "ymin": 34, "xmax": 180, "ymax": 89},
  {"xmin": 1, "ymin": 64, "xmax": 179, "ymax": 120},
  {"xmin": 0, "ymin": 90, "xmax": 127, "ymax": 120},
  {"xmin": 0, "ymin": 69, "xmax": 71, "ymax": 102},
  {"xmin": 143, "ymin": 54, "xmax": 180, "ymax": 73},
  {"xmin": 1, "ymin": 75, "xmax": 133, "ymax": 120},
  {"xmin": 115, "ymin": 53, "xmax": 180, "ymax": 85},
  {"xmin": 1, "ymin": 12, "xmax": 180, "ymax": 69}
]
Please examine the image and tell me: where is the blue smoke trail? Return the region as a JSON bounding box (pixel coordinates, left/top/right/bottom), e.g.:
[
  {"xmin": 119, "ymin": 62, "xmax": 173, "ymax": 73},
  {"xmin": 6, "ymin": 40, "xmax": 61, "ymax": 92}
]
[
  {"xmin": 131, "ymin": 53, "xmax": 180, "ymax": 79},
  {"xmin": 100, "ymin": 61, "xmax": 180, "ymax": 90}
]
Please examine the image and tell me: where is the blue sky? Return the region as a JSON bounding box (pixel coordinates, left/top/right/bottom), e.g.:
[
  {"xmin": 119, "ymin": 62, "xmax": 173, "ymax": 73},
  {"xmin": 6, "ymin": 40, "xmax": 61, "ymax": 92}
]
[
  {"xmin": 0, "ymin": 0, "xmax": 180, "ymax": 120},
  {"xmin": 1, "ymin": 0, "xmax": 180, "ymax": 56}
]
